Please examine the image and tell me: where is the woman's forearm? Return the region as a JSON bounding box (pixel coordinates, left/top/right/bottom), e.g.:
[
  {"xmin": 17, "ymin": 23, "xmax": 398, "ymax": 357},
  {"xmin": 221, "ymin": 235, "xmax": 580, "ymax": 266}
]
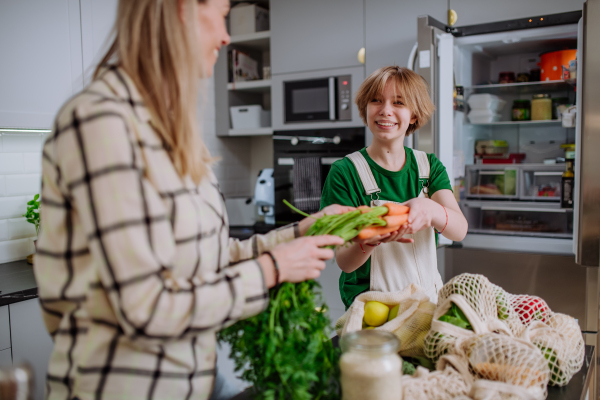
[{"xmin": 335, "ymin": 242, "xmax": 375, "ymax": 273}]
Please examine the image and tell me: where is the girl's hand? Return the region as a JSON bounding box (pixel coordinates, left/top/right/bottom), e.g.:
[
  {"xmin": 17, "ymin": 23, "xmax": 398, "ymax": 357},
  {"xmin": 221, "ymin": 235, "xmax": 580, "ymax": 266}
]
[
  {"xmin": 402, "ymin": 197, "xmax": 440, "ymax": 234},
  {"xmin": 352, "ymin": 225, "xmax": 414, "ymax": 246}
]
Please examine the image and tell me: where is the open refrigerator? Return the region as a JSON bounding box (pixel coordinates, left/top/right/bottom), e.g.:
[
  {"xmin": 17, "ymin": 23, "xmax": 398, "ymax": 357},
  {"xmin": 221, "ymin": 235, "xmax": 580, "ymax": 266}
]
[{"xmin": 414, "ymin": 1, "xmax": 600, "ymax": 391}]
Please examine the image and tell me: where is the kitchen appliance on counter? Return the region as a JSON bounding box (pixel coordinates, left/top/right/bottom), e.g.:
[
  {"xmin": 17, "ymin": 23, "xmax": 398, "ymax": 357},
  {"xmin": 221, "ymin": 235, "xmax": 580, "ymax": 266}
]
[
  {"xmin": 273, "ymin": 127, "xmax": 365, "ymax": 225},
  {"xmin": 416, "ymin": 5, "xmax": 600, "ymax": 394},
  {"xmin": 254, "ymin": 168, "xmax": 275, "ymax": 225}
]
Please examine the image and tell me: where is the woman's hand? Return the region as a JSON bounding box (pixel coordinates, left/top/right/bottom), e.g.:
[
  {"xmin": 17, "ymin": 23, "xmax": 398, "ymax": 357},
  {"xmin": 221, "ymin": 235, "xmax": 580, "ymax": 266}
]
[
  {"xmin": 298, "ymin": 204, "xmax": 356, "ymax": 236},
  {"xmin": 258, "ymin": 236, "xmax": 345, "ymax": 287},
  {"xmin": 352, "ymin": 225, "xmax": 414, "ymax": 246}
]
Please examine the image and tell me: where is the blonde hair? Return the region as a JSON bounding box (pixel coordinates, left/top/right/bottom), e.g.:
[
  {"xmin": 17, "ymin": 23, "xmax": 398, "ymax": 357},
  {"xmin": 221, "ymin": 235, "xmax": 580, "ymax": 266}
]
[
  {"xmin": 95, "ymin": 0, "xmax": 213, "ymax": 185},
  {"xmin": 355, "ymin": 66, "xmax": 435, "ymax": 136}
]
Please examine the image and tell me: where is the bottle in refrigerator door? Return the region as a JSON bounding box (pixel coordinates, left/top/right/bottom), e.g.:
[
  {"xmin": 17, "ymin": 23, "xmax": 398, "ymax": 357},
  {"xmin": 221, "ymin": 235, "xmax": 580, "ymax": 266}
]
[{"xmin": 560, "ymin": 159, "xmax": 575, "ymax": 208}]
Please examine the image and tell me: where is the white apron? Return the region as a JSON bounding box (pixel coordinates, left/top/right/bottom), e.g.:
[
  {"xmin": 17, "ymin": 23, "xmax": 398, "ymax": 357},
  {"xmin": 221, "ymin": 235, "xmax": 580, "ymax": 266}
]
[{"xmin": 346, "ymin": 150, "xmax": 443, "ymax": 304}]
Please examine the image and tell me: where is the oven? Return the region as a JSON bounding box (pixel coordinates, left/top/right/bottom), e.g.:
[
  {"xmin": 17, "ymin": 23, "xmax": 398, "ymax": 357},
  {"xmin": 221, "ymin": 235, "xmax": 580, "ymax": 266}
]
[{"xmin": 273, "ymin": 127, "xmax": 365, "ymax": 225}]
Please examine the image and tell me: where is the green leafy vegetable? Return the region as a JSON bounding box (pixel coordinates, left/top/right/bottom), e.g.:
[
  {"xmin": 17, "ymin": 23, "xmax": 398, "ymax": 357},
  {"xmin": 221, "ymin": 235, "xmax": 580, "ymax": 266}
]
[
  {"xmin": 218, "ymin": 281, "xmax": 340, "ymax": 400},
  {"xmin": 402, "ymin": 360, "xmax": 417, "ymax": 375},
  {"xmin": 539, "ymin": 345, "xmax": 562, "ymax": 383},
  {"xmin": 438, "ymin": 303, "xmax": 473, "ymax": 331},
  {"xmin": 23, "ymin": 193, "xmax": 40, "ymax": 236}
]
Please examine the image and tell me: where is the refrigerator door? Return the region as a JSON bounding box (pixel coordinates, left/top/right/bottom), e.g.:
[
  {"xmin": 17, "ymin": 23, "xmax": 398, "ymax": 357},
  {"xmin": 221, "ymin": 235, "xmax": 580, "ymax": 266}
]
[{"xmin": 575, "ymin": 0, "xmax": 600, "ymax": 267}]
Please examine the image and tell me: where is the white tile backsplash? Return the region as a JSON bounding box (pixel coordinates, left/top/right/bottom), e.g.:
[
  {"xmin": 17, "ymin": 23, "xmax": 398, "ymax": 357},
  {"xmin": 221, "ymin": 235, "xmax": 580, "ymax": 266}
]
[
  {"xmin": 0, "ymin": 196, "xmax": 28, "ymax": 219},
  {"xmin": 0, "ymin": 221, "xmax": 8, "ymax": 242},
  {"xmin": 0, "ymin": 238, "xmax": 32, "ymax": 264},
  {"xmin": 23, "ymin": 153, "xmax": 42, "ymax": 173},
  {"xmin": 0, "ymin": 153, "xmax": 24, "ymax": 174},
  {"xmin": 2, "ymin": 134, "xmax": 43, "ymax": 153},
  {"xmin": 6, "ymin": 174, "xmax": 41, "ymax": 196},
  {"xmin": 8, "ymin": 218, "xmax": 36, "ymax": 240}
]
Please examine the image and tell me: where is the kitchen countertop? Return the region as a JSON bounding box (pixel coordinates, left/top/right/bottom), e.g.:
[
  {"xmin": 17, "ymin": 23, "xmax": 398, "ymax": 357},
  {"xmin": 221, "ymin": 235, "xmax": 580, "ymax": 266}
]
[
  {"xmin": 0, "ymin": 259, "xmax": 38, "ymax": 306},
  {"xmin": 231, "ymin": 338, "xmax": 596, "ymax": 400}
]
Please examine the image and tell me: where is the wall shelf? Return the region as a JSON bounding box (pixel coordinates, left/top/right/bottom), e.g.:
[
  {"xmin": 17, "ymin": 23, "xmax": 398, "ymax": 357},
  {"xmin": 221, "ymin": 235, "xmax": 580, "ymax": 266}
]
[
  {"xmin": 230, "ymin": 31, "xmax": 271, "ymax": 51},
  {"xmin": 227, "ymin": 79, "xmax": 271, "ymax": 93},
  {"xmin": 228, "ymin": 128, "xmax": 273, "ymax": 136}
]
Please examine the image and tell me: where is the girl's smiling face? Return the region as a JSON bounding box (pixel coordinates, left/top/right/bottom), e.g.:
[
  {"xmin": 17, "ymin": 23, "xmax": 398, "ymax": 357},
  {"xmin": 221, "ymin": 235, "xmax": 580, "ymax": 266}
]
[{"xmin": 366, "ymin": 80, "xmax": 417, "ymax": 142}]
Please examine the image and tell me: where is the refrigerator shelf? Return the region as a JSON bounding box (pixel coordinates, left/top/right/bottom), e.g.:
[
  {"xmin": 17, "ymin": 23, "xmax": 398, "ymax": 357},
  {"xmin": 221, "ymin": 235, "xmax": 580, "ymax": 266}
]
[
  {"xmin": 468, "ymin": 120, "xmax": 564, "ymax": 126},
  {"xmin": 465, "ymin": 80, "xmax": 573, "ymax": 94},
  {"xmin": 467, "ymin": 229, "xmax": 573, "ymax": 239}
]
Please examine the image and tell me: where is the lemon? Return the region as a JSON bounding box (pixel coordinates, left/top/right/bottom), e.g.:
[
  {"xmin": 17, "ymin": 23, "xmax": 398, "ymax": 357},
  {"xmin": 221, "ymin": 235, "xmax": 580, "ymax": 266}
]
[
  {"xmin": 364, "ymin": 326, "xmax": 376, "ymax": 330},
  {"xmin": 448, "ymin": 9, "xmax": 458, "ymax": 26},
  {"xmin": 388, "ymin": 304, "xmax": 400, "ymax": 321},
  {"xmin": 364, "ymin": 301, "xmax": 390, "ymax": 327}
]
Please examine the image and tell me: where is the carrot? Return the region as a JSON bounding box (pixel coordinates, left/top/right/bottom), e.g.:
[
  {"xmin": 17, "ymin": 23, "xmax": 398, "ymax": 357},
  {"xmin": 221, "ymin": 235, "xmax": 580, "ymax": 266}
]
[
  {"xmin": 358, "ymin": 205, "xmax": 372, "ymax": 214},
  {"xmin": 358, "ymin": 224, "xmax": 402, "ymax": 240},
  {"xmin": 383, "ymin": 214, "xmax": 409, "ymax": 227},
  {"xmin": 385, "ymin": 203, "xmax": 409, "ymax": 216}
]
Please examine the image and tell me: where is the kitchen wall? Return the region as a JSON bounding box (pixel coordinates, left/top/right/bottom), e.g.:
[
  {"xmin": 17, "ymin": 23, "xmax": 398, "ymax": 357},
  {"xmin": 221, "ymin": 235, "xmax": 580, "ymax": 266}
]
[{"xmin": 0, "ymin": 134, "xmax": 43, "ymax": 263}]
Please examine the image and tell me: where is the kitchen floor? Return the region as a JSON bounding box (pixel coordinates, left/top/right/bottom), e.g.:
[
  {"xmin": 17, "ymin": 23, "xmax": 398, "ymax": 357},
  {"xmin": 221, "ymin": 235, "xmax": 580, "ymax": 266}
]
[{"xmin": 215, "ymin": 258, "xmax": 345, "ymax": 392}]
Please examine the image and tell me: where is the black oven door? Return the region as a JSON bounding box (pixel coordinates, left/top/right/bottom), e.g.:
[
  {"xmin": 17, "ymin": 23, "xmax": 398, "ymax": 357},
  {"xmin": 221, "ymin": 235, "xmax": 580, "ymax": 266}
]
[{"xmin": 284, "ymin": 78, "xmax": 334, "ymax": 123}]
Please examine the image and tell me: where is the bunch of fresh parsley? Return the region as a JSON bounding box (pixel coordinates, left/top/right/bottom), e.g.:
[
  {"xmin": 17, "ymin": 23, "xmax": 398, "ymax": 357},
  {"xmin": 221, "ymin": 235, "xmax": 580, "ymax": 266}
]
[{"xmin": 218, "ymin": 280, "xmax": 340, "ymax": 400}]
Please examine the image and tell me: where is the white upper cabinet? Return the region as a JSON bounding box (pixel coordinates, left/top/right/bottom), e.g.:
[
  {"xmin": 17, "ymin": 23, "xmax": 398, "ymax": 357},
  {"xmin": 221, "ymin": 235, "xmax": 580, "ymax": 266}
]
[
  {"xmin": 270, "ymin": 0, "xmax": 365, "ymax": 75},
  {"xmin": 0, "ymin": 0, "xmax": 84, "ymax": 129},
  {"xmin": 80, "ymin": 0, "xmax": 119, "ymax": 85}
]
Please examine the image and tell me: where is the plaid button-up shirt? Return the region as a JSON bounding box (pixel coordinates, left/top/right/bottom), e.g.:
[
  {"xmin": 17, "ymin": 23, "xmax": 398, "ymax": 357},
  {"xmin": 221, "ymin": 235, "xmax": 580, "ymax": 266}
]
[{"xmin": 34, "ymin": 67, "xmax": 298, "ymax": 400}]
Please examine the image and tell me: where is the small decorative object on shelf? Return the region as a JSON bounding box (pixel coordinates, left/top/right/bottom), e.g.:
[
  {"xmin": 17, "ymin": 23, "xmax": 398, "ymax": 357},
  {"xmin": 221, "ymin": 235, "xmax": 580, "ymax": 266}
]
[{"xmin": 23, "ymin": 193, "xmax": 40, "ymax": 264}]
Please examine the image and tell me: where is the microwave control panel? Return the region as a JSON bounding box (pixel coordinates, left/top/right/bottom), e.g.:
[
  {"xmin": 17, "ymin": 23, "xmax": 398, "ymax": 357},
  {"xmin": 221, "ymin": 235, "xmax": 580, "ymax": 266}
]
[{"xmin": 336, "ymin": 75, "xmax": 352, "ymax": 120}]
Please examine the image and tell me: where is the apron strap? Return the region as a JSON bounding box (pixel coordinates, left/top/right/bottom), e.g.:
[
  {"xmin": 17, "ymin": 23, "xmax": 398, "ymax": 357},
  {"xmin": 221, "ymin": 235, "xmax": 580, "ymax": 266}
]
[
  {"xmin": 412, "ymin": 149, "xmax": 431, "ymax": 198},
  {"xmin": 346, "ymin": 152, "xmax": 381, "ymax": 196}
]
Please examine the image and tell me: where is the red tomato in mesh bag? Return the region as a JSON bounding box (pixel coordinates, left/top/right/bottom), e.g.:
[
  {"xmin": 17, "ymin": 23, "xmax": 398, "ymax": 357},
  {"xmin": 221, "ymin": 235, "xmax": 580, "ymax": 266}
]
[{"xmin": 512, "ymin": 295, "xmax": 550, "ymax": 324}]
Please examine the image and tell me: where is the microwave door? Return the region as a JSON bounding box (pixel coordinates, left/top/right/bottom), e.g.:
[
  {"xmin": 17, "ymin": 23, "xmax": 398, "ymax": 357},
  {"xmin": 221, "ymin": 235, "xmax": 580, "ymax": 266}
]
[{"xmin": 575, "ymin": 0, "xmax": 600, "ymax": 267}]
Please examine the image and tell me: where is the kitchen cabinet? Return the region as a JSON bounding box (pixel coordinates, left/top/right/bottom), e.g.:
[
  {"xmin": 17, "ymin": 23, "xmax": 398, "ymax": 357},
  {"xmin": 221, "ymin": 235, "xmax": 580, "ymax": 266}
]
[
  {"xmin": 0, "ymin": 0, "xmax": 84, "ymax": 129},
  {"xmin": 270, "ymin": 0, "xmax": 365, "ymax": 74},
  {"xmin": 10, "ymin": 299, "xmax": 54, "ymax": 400},
  {"xmin": 0, "ymin": 348, "xmax": 11, "ymax": 368},
  {"xmin": 80, "ymin": 0, "xmax": 119, "ymax": 86}
]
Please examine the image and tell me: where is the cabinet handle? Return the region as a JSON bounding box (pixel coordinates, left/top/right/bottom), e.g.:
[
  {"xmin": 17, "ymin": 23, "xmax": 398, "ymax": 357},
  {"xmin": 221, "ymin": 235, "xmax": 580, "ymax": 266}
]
[{"xmin": 357, "ymin": 48, "xmax": 365, "ymax": 65}]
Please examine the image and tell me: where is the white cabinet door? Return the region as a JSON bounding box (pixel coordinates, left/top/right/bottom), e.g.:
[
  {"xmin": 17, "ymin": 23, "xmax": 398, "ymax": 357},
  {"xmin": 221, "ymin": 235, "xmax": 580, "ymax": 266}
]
[
  {"xmin": 0, "ymin": 0, "xmax": 83, "ymax": 129},
  {"xmin": 80, "ymin": 0, "xmax": 119, "ymax": 86},
  {"xmin": 10, "ymin": 299, "xmax": 54, "ymax": 400}
]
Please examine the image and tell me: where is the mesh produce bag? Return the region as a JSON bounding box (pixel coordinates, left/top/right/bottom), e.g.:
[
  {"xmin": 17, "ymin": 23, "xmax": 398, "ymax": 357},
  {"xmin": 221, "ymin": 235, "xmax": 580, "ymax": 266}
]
[
  {"xmin": 335, "ymin": 284, "xmax": 436, "ymax": 358},
  {"xmin": 491, "ymin": 284, "xmax": 526, "ymax": 337},
  {"xmin": 401, "ymin": 355, "xmax": 473, "ymax": 400},
  {"xmin": 465, "ymin": 334, "xmax": 550, "ymax": 400},
  {"xmin": 520, "ymin": 315, "xmax": 585, "ymax": 386},
  {"xmin": 425, "ymin": 294, "xmax": 512, "ymax": 363},
  {"xmin": 437, "ymin": 274, "xmax": 500, "ymax": 323}
]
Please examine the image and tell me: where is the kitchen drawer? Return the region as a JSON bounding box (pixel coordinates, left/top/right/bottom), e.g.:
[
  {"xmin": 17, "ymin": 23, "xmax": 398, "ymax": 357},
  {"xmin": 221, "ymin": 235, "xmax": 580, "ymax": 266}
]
[
  {"xmin": 0, "ymin": 306, "xmax": 10, "ymax": 351},
  {"xmin": 0, "ymin": 348, "xmax": 11, "ymax": 367}
]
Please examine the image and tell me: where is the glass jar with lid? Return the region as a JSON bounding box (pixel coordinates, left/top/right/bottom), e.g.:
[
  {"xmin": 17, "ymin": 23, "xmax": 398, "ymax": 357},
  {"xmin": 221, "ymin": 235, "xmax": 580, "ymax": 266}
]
[
  {"xmin": 339, "ymin": 330, "xmax": 402, "ymax": 400},
  {"xmin": 531, "ymin": 94, "xmax": 552, "ymax": 120},
  {"xmin": 512, "ymin": 99, "xmax": 531, "ymax": 121}
]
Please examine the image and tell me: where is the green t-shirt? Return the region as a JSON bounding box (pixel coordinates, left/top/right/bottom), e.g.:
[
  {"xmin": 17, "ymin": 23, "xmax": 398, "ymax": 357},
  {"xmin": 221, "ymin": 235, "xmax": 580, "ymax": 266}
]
[{"xmin": 320, "ymin": 147, "xmax": 452, "ymax": 309}]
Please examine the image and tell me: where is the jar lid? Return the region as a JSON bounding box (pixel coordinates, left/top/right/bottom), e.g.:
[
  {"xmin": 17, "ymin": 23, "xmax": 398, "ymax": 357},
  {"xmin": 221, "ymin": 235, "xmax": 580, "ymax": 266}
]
[
  {"xmin": 533, "ymin": 94, "xmax": 551, "ymax": 99},
  {"xmin": 340, "ymin": 330, "xmax": 400, "ymax": 354}
]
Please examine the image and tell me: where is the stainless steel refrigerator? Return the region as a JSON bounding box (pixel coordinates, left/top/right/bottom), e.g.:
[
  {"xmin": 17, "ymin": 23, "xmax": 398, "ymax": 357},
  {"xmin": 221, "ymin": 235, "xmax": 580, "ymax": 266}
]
[{"xmin": 414, "ymin": 1, "xmax": 600, "ymax": 394}]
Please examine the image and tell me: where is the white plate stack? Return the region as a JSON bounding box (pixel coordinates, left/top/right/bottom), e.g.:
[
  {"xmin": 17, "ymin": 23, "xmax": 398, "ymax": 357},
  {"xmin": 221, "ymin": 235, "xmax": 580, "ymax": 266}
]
[{"xmin": 467, "ymin": 94, "xmax": 506, "ymax": 124}]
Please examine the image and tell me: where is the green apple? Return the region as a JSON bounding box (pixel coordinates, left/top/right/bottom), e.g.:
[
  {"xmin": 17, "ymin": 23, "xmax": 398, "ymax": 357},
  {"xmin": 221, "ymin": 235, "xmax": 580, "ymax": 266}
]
[{"xmin": 388, "ymin": 304, "xmax": 400, "ymax": 321}]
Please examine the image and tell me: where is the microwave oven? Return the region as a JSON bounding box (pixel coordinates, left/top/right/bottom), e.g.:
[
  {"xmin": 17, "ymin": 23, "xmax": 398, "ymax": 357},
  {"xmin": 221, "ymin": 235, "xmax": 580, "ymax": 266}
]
[{"xmin": 284, "ymin": 75, "xmax": 352, "ymax": 123}]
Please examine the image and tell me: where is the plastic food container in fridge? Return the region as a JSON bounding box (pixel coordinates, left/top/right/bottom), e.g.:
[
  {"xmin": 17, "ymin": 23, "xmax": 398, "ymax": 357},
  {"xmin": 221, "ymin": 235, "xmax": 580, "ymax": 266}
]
[
  {"xmin": 467, "ymin": 165, "xmax": 518, "ymax": 199},
  {"xmin": 230, "ymin": 105, "xmax": 271, "ymax": 129},
  {"xmin": 467, "ymin": 94, "xmax": 506, "ymax": 113},
  {"xmin": 468, "ymin": 109, "xmax": 501, "ymax": 124}
]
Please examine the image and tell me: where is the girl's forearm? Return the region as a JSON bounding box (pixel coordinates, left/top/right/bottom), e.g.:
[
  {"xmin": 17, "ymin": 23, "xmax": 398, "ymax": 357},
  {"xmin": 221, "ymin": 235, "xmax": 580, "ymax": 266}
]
[
  {"xmin": 335, "ymin": 242, "xmax": 375, "ymax": 273},
  {"xmin": 431, "ymin": 201, "xmax": 468, "ymax": 242}
]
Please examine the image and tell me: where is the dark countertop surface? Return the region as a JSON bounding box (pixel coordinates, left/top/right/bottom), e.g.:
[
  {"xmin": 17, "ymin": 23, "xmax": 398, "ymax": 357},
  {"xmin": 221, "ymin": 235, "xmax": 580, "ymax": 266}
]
[{"xmin": 0, "ymin": 259, "xmax": 38, "ymax": 306}]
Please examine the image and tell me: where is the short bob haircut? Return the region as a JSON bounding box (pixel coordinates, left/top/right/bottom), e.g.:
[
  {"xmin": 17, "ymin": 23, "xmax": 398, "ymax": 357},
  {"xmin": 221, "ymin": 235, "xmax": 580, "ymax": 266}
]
[{"xmin": 355, "ymin": 66, "xmax": 435, "ymax": 136}]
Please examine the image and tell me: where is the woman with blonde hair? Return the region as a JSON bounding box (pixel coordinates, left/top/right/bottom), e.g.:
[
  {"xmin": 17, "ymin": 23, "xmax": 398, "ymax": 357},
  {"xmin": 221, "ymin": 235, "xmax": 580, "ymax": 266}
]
[
  {"xmin": 321, "ymin": 66, "xmax": 468, "ymax": 309},
  {"xmin": 34, "ymin": 0, "xmax": 349, "ymax": 399}
]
